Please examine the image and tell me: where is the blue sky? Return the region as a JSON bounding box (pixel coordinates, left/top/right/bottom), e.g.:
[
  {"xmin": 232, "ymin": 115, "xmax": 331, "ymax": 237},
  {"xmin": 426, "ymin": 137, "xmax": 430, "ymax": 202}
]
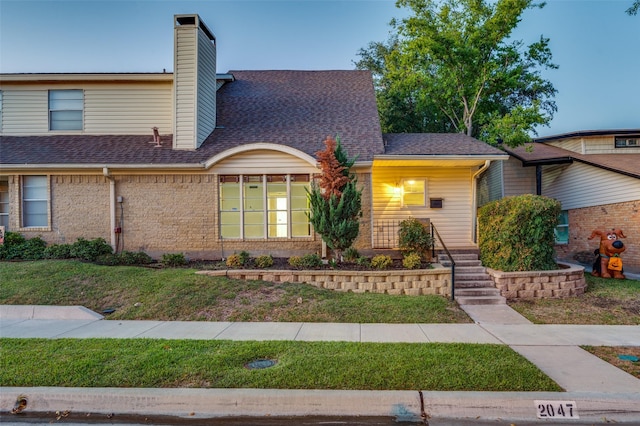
[{"xmin": 0, "ymin": 0, "xmax": 638, "ymax": 137}]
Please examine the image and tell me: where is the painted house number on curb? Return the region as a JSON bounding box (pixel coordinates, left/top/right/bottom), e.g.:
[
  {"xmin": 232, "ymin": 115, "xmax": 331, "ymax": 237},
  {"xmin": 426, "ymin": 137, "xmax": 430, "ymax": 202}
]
[{"xmin": 535, "ymin": 400, "xmax": 579, "ymax": 419}]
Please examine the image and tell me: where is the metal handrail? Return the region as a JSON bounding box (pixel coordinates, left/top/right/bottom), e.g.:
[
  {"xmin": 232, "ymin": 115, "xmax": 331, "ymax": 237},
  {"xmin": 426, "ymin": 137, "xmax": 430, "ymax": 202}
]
[{"xmin": 430, "ymin": 222, "xmax": 456, "ymax": 301}]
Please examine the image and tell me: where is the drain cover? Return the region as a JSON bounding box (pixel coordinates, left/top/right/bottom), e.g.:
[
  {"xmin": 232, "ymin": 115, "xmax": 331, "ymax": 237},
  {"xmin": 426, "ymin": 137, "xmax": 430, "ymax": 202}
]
[{"xmin": 245, "ymin": 359, "xmax": 277, "ymax": 370}]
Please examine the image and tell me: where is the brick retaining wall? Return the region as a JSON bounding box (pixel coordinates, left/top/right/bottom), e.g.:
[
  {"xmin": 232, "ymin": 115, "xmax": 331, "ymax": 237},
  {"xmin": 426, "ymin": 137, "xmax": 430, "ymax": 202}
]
[
  {"xmin": 197, "ymin": 265, "xmax": 452, "ymax": 296},
  {"xmin": 486, "ymin": 264, "xmax": 586, "ymax": 299}
]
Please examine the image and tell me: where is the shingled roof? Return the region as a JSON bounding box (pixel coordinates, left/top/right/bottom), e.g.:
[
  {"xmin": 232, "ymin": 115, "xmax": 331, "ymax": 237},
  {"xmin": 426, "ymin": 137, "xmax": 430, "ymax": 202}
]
[
  {"xmin": 0, "ymin": 70, "xmax": 385, "ymax": 167},
  {"xmin": 506, "ymin": 143, "xmax": 640, "ymax": 179},
  {"xmin": 382, "ymin": 133, "xmax": 507, "ymax": 156}
]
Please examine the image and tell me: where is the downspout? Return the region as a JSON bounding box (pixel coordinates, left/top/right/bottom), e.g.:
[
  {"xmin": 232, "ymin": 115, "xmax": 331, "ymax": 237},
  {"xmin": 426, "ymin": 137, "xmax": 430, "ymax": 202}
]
[
  {"xmin": 471, "ymin": 160, "xmax": 491, "ymax": 244},
  {"xmin": 103, "ymin": 167, "xmax": 117, "ymax": 250}
]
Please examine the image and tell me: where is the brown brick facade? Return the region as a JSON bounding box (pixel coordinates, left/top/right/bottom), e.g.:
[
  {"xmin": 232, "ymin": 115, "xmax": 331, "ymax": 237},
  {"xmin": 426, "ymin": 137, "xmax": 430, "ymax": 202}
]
[
  {"xmin": 8, "ymin": 172, "xmax": 375, "ymax": 260},
  {"xmin": 555, "ymin": 200, "xmax": 640, "ymax": 273}
]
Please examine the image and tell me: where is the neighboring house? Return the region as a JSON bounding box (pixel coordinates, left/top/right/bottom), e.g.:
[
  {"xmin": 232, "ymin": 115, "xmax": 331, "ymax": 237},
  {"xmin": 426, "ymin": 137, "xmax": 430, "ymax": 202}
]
[
  {"xmin": 0, "ymin": 14, "xmax": 507, "ymax": 259},
  {"xmin": 479, "ymin": 130, "xmax": 640, "ymax": 272}
]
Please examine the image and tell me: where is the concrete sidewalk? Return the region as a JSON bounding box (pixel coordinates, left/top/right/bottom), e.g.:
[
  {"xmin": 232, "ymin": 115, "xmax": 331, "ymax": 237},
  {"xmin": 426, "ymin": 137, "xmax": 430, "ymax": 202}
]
[{"xmin": 1, "ymin": 304, "xmax": 639, "ymax": 423}]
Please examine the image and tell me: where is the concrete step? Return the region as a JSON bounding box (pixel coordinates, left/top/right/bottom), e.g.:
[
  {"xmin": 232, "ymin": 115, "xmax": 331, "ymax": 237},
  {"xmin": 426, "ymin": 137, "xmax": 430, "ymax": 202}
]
[
  {"xmin": 439, "ymin": 259, "xmax": 482, "ymax": 267},
  {"xmin": 438, "ymin": 253, "xmax": 479, "ymax": 262},
  {"xmin": 455, "ymin": 280, "xmax": 496, "ymax": 289},
  {"xmin": 455, "ymin": 272, "xmax": 492, "ymax": 282},
  {"xmin": 454, "ymin": 266, "xmax": 487, "ymax": 275},
  {"xmin": 455, "ymin": 295, "xmax": 506, "ymax": 305},
  {"xmin": 455, "ymin": 287, "xmax": 502, "ymax": 297}
]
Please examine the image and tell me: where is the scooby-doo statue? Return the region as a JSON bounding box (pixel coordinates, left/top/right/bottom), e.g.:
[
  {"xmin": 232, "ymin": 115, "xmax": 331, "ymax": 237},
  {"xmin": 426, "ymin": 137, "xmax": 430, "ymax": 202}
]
[{"xmin": 588, "ymin": 229, "xmax": 626, "ymax": 279}]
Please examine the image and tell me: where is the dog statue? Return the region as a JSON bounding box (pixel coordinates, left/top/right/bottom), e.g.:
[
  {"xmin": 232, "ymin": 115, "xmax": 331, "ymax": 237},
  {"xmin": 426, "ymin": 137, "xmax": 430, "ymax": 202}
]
[{"xmin": 588, "ymin": 229, "xmax": 626, "ymax": 279}]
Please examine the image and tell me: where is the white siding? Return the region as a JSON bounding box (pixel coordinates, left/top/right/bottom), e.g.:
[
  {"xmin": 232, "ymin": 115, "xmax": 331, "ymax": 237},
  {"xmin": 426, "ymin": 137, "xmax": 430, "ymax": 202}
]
[
  {"xmin": 542, "ymin": 162, "xmax": 640, "ymax": 210},
  {"xmin": 84, "ymin": 86, "xmax": 172, "ymax": 134},
  {"xmin": 503, "ymin": 156, "xmax": 536, "ymax": 196},
  {"xmin": 0, "ymin": 84, "xmax": 172, "ymax": 136},
  {"xmin": 196, "ymin": 29, "xmax": 217, "ymax": 146},
  {"xmin": 1, "ymin": 90, "xmax": 48, "ymax": 134},
  {"xmin": 548, "ymin": 137, "xmax": 583, "ymax": 153},
  {"xmin": 372, "ymin": 167, "xmax": 475, "ymax": 248},
  {"xmin": 211, "ymin": 150, "xmax": 318, "ymax": 175},
  {"xmin": 174, "ymin": 26, "xmax": 197, "ymax": 150}
]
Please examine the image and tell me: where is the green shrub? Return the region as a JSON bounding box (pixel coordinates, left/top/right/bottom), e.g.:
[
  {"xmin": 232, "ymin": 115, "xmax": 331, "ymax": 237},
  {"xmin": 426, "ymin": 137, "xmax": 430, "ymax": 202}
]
[
  {"xmin": 71, "ymin": 238, "xmax": 112, "ymax": 261},
  {"xmin": 119, "ymin": 251, "xmax": 153, "ymax": 265},
  {"xmin": 355, "ymin": 256, "xmax": 371, "ymax": 267},
  {"xmin": 288, "ymin": 253, "xmax": 322, "ymax": 269},
  {"xmin": 0, "ymin": 233, "xmax": 47, "ymax": 260},
  {"xmin": 478, "ymin": 194, "xmax": 561, "ymax": 272},
  {"xmin": 162, "ymin": 252, "xmax": 187, "ymax": 267},
  {"xmin": 343, "ymin": 247, "xmax": 360, "ymax": 263},
  {"xmin": 44, "ymin": 243, "xmax": 73, "ymax": 259},
  {"xmin": 371, "ymin": 254, "xmax": 392, "ymax": 270},
  {"xmin": 226, "ymin": 251, "xmax": 251, "ymax": 268},
  {"xmin": 96, "ymin": 251, "xmax": 153, "ymax": 266},
  {"xmin": 398, "ymin": 218, "xmax": 432, "ymax": 259},
  {"xmin": 288, "ymin": 256, "xmax": 303, "ymax": 268},
  {"xmin": 402, "ymin": 252, "xmax": 422, "ymax": 269},
  {"xmin": 254, "ymin": 254, "xmax": 274, "ymax": 268}
]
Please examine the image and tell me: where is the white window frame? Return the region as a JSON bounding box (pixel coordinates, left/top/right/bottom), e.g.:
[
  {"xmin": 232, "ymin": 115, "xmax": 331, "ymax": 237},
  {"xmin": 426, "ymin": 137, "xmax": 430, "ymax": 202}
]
[
  {"xmin": 401, "ymin": 178, "xmax": 427, "ymax": 208},
  {"xmin": 219, "ymin": 174, "xmax": 311, "ymax": 240},
  {"xmin": 554, "ymin": 210, "xmax": 569, "ymax": 244},
  {"xmin": 0, "ymin": 176, "xmax": 8, "ymax": 231},
  {"xmin": 21, "ymin": 175, "xmax": 50, "ymax": 229},
  {"xmin": 49, "ymin": 89, "xmax": 84, "ymax": 131}
]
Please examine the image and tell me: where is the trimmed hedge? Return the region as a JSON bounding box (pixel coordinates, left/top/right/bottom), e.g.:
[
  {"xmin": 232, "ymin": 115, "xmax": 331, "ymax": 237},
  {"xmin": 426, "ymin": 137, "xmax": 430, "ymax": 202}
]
[{"xmin": 478, "ymin": 194, "xmax": 560, "ymax": 272}]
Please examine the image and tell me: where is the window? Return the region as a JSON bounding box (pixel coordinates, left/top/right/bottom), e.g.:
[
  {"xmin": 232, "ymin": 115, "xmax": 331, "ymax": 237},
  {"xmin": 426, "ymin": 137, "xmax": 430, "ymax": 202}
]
[
  {"xmin": 0, "ymin": 177, "xmax": 8, "ymax": 230},
  {"xmin": 554, "ymin": 210, "xmax": 569, "ymax": 244},
  {"xmin": 49, "ymin": 90, "xmax": 83, "ymax": 130},
  {"xmin": 21, "ymin": 176, "xmax": 48, "ymax": 228},
  {"xmin": 615, "ymin": 136, "xmax": 639, "ymax": 148},
  {"xmin": 220, "ymin": 174, "xmax": 310, "ymax": 239},
  {"xmin": 402, "ymin": 179, "xmax": 426, "ymax": 207}
]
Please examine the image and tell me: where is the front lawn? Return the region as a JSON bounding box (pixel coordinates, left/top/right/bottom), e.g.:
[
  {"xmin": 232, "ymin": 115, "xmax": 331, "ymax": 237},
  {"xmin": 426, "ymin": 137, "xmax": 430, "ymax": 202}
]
[
  {"xmin": 0, "ymin": 260, "xmax": 470, "ymax": 323},
  {"xmin": 0, "ymin": 338, "xmax": 561, "ymax": 391},
  {"xmin": 508, "ymin": 274, "xmax": 640, "ymax": 325}
]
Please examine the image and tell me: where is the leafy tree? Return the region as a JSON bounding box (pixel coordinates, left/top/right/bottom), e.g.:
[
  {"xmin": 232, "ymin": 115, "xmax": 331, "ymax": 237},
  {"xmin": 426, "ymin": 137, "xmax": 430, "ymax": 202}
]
[
  {"xmin": 307, "ymin": 136, "xmax": 362, "ymax": 261},
  {"xmin": 355, "ymin": 0, "xmax": 558, "ymax": 147},
  {"xmin": 628, "ymin": 1, "xmax": 639, "ymax": 15}
]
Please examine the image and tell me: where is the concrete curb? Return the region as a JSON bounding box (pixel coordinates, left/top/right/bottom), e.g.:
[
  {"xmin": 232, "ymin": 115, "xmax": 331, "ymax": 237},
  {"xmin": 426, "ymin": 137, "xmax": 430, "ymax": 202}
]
[
  {"xmin": 2, "ymin": 388, "xmax": 640, "ymax": 423},
  {"xmin": 0, "ymin": 305, "xmax": 103, "ymax": 320}
]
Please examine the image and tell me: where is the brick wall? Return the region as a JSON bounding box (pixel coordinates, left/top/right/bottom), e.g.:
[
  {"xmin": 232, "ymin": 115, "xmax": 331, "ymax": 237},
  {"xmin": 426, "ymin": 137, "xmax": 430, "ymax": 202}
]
[
  {"xmin": 10, "ymin": 172, "xmax": 376, "ymax": 260},
  {"xmin": 555, "ymin": 200, "xmax": 640, "ymax": 273}
]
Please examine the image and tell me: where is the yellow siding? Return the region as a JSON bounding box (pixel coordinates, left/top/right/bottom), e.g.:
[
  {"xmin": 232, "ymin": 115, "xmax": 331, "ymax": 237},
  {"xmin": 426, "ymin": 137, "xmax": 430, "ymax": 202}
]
[
  {"xmin": 543, "ymin": 162, "xmax": 640, "ymax": 210},
  {"xmin": 549, "ymin": 135, "xmax": 640, "ymax": 154},
  {"xmin": 372, "ymin": 166, "xmax": 475, "ymax": 248},
  {"xmin": 211, "ymin": 150, "xmax": 319, "ymax": 175}
]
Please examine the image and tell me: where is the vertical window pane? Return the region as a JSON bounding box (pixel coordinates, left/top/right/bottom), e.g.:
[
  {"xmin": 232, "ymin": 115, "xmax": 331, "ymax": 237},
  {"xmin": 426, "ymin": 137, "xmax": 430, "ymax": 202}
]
[
  {"xmin": 554, "ymin": 210, "xmax": 569, "ymax": 244},
  {"xmin": 219, "ymin": 178, "xmax": 241, "ymax": 239},
  {"xmin": 49, "ymin": 90, "xmax": 83, "ymax": 131},
  {"xmin": 403, "ymin": 179, "xmax": 425, "ymax": 207},
  {"xmin": 22, "ymin": 176, "xmax": 48, "ymax": 227},
  {"xmin": 0, "ymin": 177, "xmax": 8, "ymax": 230},
  {"xmin": 268, "ymin": 180, "xmax": 287, "ymax": 237}
]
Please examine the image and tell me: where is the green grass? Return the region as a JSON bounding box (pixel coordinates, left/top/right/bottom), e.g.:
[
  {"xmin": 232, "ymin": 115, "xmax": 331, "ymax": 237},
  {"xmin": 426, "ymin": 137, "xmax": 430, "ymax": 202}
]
[
  {"xmin": 509, "ymin": 274, "xmax": 640, "ymax": 325},
  {"xmin": 0, "ymin": 338, "xmax": 561, "ymax": 391},
  {"xmin": 0, "ymin": 260, "xmax": 470, "ymax": 323}
]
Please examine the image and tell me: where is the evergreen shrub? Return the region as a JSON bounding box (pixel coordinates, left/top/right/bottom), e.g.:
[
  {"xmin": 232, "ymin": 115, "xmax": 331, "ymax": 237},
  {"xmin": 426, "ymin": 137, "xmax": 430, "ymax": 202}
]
[
  {"xmin": 371, "ymin": 254, "xmax": 392, "ymax": 270},
  {"xmin": 0, "ymin": 232, "xmax": 47, "ymax": 260},
  {"xmin": 71, "ymin": 238, "xmax": 112, "ymax": 261},
  {"xmin": 402, "ymin": 252, "xmax": 422, "ymax": 269},
  {"xmin": 162, "ymin": 252, "xmax": 188, "ymax": 267},
  {"xmin": 398, "ymin": 218, "xmax": 432, "ymax": 259},
  {"xmin": 254, "ymin": 254, "xmax": 274, "ymax": 268},
  {"xmin": 478, "ymin": 194, "xmax": 561, "ymax": 272}
]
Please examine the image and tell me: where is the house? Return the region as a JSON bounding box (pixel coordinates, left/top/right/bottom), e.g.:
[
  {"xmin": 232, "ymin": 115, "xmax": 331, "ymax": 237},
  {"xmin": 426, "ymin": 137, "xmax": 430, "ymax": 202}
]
[
  {"xmin": 480, "ymin": 130, "xmax": 640, "ymax": 272},
  {"xmin": 0, "ymin": 14, "xmax": 507, "ymax": 260}
]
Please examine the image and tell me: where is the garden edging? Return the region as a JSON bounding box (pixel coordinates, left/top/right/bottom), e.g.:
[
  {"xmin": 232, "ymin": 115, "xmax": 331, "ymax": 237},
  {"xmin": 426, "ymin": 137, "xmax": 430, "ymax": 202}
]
[
  {"xmin": 197, "ymin": 264, "xmax": 452, "ymax": 296},
  {"xmin": 486, "ymin": 263, "xmax": 586, "ymax": 299}
]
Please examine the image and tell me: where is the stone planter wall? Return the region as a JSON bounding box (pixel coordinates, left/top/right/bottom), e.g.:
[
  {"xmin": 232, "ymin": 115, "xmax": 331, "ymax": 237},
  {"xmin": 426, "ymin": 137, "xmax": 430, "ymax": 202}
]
[
  {"xmin": 197, "ymin": 264, "xmax": 452, "ymax": 296},
  {"xmin": 486, "ymin": 263, "xmax": 586, "ymax": 299}
]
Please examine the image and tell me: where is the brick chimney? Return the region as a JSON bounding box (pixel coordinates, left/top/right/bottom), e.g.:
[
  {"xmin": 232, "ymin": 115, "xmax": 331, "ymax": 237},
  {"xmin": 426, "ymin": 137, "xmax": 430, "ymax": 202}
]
[{"xmin": 173, "ymin": 14, "xmax": 217, "ymax": 150}]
